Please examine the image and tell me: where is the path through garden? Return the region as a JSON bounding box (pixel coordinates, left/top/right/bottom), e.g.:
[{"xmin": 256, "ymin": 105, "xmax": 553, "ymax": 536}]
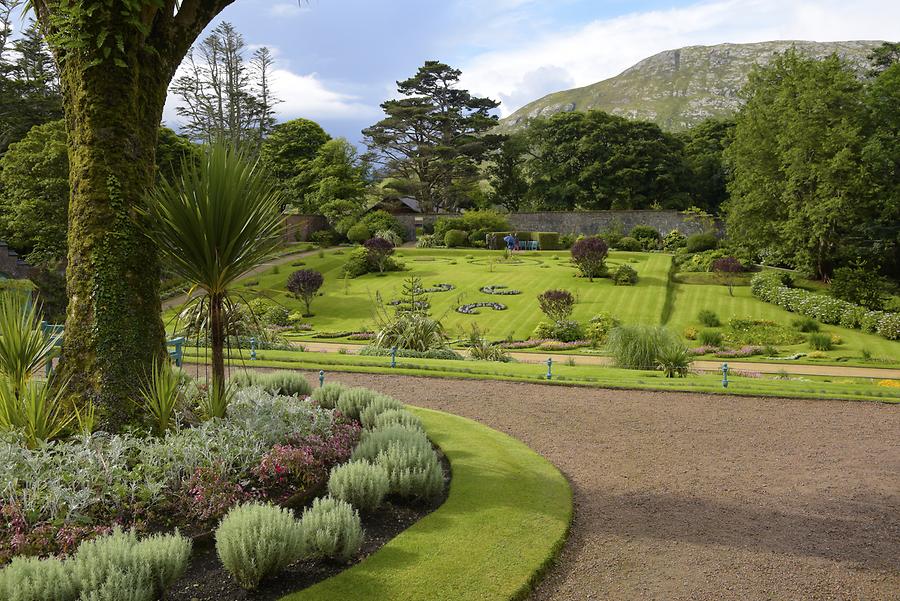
[{"xmin": 292, "ymin": 370, "xmax": 900, "ymax": 601}]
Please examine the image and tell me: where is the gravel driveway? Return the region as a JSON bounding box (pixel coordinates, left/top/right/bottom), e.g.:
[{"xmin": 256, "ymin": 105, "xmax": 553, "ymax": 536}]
[{"xmin": 298, "ymin": 371, "xmax": 900, "ymax": 601}]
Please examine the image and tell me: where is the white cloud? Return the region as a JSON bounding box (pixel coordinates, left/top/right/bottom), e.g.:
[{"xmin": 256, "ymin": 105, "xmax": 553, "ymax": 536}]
[
  {"xmin": 460, "ymin": 0, "xmax": 900, "ymax": 116},
  {"xmin": 266, "ymin": 2, "xmax": 310, "ymax": 18},
  {"xmin": 269, "ymin": 68, "xmax": 380, "ymax": 120}
]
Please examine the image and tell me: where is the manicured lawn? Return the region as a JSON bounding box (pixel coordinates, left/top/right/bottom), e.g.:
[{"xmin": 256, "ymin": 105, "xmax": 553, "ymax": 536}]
[
  {"xmin": 181, "ymin": 348, "xmax": 900, "ymax": 403},
  {"xmin": 281, "ymin": 408, "xmax": 573, "ymax": 601}
]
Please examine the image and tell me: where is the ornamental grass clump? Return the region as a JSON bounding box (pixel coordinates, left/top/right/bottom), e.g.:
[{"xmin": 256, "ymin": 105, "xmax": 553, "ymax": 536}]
[
  {"xmin": 359, "ymin": 396, "xmax": 405, "ymax": 429},
  {"xmin": 300, "ymin": 497, "xmax": 364, "ymax": 561},
  {"xmin": 310, "ymin": 382, "xmax": 346, "ymax": 409},
  {"xmin": 697, "ymin": 309, "xmax": 720, "ymax": 327},
  {"xmin": 698, "ymin": 329, "xmax": 723, "ymax": 347},
  {"xmin": 215, "ymin": 502, "xmax": 306, "ymax": 590},
  {"xmin": 808, "ymin": 332, "xmax": 834, "ymax": 351},
  {"xmin": 607, "ymin": 325, "xmax": 679, "ymax": 370},
  {"xmin": 0, "ymin": 556, "xmax": 77, "ymax": 601},
  {"xmin": 327, "ymin": 460, "xmax": 390, "ymax": 511},
  {"xmin": 138, "ymin": 357, "xmax": 182, "ymax": 437}
]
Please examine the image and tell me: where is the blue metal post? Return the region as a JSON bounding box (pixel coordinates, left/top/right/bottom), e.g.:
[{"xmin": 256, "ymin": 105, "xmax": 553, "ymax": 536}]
[
  {"xmin": 721, "ymin": 362, "xmax": 729, "ymax": 388},
  {"xmin": 546, "ymin": 357, "xmax": 553, "ymax": 380},
  {"xmin": 318, "ymin": 370, "xmax": 325, "ymax": 387},
  {"xmin": 391, "ymin": 346, "xmax": 397, "ymax": 368},
  {"xmin": 250, "ymin": 337, "xmax": 257, "ymax": 361}
]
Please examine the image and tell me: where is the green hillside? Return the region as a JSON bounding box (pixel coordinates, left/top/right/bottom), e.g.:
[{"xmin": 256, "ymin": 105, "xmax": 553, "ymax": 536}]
[{"xmin": 498, "ymin": 40, "xmax": 883, "ymax": 132}]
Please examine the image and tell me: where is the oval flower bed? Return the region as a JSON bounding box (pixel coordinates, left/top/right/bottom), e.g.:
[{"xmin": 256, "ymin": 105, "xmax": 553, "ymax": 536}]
[
  {"xmin": 456, "ymin": 302, "xmax": 507, "ymax": 315},
  {"xmin": 480, "ymin": 285, "xmax": 521, "ymax": 295}
]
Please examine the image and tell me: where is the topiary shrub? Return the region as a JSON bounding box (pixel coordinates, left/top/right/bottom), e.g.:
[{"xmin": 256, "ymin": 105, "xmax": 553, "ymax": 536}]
[
  {"xmin": 685, "ymin": 232, "xmax": 718, "ymax": 253},
  {"xmin": 351, "ymin": 425, "xmax": 432, "ymax": 462},
  {"xmin": 571, "ymin": 237, "xmax": 609, "ymax": 281},
  {"xmin": 346, "ymin": 223, "xmax": 371, "ymax": 244},
  {"xmin": 698, "ymin": 329, "xmax": 723, "ymax": 347},
  {"xmin": 301, "ymin": 497, "xmax": 364, "ymax": 561},
  {"xmin": 612, "ymin": 236, "xmax": 639, "ymax": 252},
  {"xmin": 697, "ymin": 309, "xmax": 720, "ymax": 327},
  {"xmin": 359, "ymin": 396, "xmax": 405, "ymax": 429},
  {"xmin": 613, "ymin": 264, "xmax": 638, "ymax": 286},
  {"xmin": 444, "ymin": 229, "xmax": 468, "ymax": 248},
  {"xmin": 533, "ymin": 232, "xmax": 560, "ymax": 250},
  {"xmin": 310, "ymin": 382, "xmax": 346, "ymax": 409},
  {"xmin": 375, "ymin": 443, "xmax": 444, "ymax": 499},
  {"xmin": 216, "ymin": 502, "xmax": 306, "ymax": 590},
  {"xmin": 71, "ymin": 528, "xmax": 191, "ymax": 601},
  {"xmin": 327, "ymin": 460, "xmax": 390, "ymax": 511},
  {"xmin": 0, "ymin": 556, "xmax": 77, "ymax": 601}
]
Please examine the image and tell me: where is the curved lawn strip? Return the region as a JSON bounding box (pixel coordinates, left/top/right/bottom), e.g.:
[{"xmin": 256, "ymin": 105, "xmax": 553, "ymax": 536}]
[{"xmin": 280, "ymin": 408, "xmax": 573, "ymax": 601}]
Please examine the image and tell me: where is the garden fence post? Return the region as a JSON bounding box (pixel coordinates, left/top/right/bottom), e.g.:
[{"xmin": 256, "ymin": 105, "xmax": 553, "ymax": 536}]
[
  {"xmin": 250, "ymin": 337, "xmax": 257, "ymax": 361},
  {"xmin": 319, "ymin": 370, "xmax": 325, "ymax": 387},
  {"xmin": 546, "ymin": 357, "xmax": 553, "ymax": 380},
  {"xmin": 391, "ymin": 346, "xmax": 397, "ymax": 368},
  {"xmin": 721, "ymin": 362, "xmax": 729, "ymax": 388}
]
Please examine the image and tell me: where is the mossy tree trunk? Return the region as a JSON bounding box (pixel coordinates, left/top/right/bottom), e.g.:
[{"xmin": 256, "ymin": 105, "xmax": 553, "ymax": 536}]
[{"xmin": 33, "ymin": 0, "xmax": 236, "ymax": 429}]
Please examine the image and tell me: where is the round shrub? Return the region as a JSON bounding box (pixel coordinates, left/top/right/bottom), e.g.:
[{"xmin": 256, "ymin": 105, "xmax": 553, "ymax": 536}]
[
  {"xmin": 359, "ymin": 395, "xmax": 405, "ymax": 429},
  {"xmin": 444, "ymin": 229, "xmax": 468, "ymax": 248},
  {"xmin": 371, "ymin": 409, "xmax": 424, "ymax": 432},
  {"xmin": 310, "ymin": 382, "xmax": 346, "ymax": 409},
  {"xmin": 615, "ymin": 236, "xmax": 641, "ymax": 252},
  {"xmin": 792, "ymin": 317, "xmax": 820, "ymax": 333},
  {"xmin": 346, "ymin": 223, "xmax": 371, "ymax": 244},
  {"xmin": 685, "ymin": 232, "xmax": 718, "ymax": 253},
  {"xmin": 215, "ymin": 502, "xmax": 305, "ymax": 590},
  {"xmin": 697, "ymin": 309, "xmax": 720, "ymax": 327},
  {"xmin": 662, "ymin": 229, "xmax": 687, "ymax": 251},
  {"xmin": 351, "ymin": 425, "xmax": 432, "ymax": 463},
  {"xmin": 532, "ymin": 321, "xmax": 554, "ymax": 339},
  {"xmin": 537, "ymin": 289, "xmax": 575, "ymax": 321},
  {"xmin": 613, "ymin": 264, "xmax": 638, "ymax": 286},
  {"xmin": 571, "ymin": 236, "xmax": 609, "ymax": 281},
  {"xmin": 336, "ymin": 387, "xmax": 381, "ymax": 420},
  {"xmin": 629, "ymin": 225, "xmax": 661, "ymax": 249},
  {"xmin": 0, "ymin": 556, "xmax": 77, "ymax": 601},
  {"xmin": 375, "ymin": 443, "xmax": 444, "ymax": 499},
  {"xmin": 327, "ymin": 460, "xmax": 390, "ymax": 511},
  {"xmin": 301, "ymin": 497, "xmax": 364, "ymax": 561},
  {"xmin": 698, "ymin": 329, "xmax": 723, "ymax": 347},
  {"xmin": 551, "ymin": 320, "xmax": 584, "ymax": 343},
  {"xmin": 586, "ymin": 312, "xmax": 618, "ymax": 346}
]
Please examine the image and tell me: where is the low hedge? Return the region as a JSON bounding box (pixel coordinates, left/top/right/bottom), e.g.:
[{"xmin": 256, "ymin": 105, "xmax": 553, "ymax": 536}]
[
  {"xmin": 487, "ymin": 231, "xmax": 560, "ymax": 250},
  {"xmin": 750, "ymin": 272, "xmax": 900, "ymax": 340}
]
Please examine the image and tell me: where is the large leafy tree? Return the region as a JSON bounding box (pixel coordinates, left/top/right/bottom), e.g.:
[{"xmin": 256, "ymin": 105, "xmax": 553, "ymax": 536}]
[
  {"xmin": 0, "ymin": 119, "xmax": 196, "ymax": 265},
  {"xmin": 302, "ymin": 138, "xmax": 369, "ymax": 233},
  {"xmin": 523, "ymin": 110, "xmax": 691, "ymax": 210},
  {"xmin": 26, "ymin": 0, "xmax": 243, "ymax": 427},
  {"xmin": 259, "ymin": 117, "xmax": 330, "ymax": 200},
  {"xmin": 724, "ymin": 51, "xmax": 872, "ymax": 279},
  {"xmin": 363, "ymin": 61, "xmax": 500, "ymax": 213},
  {"xmin": 678, "ymin": 118, "xmax": 734, "ymax": 212},
  {"xmin": 486, "ymin": 132, "xmax": 529, "ymax": 212},
  {"xmin": 0, "ymin": 17, "xmax": 62, "ymax": 155}
]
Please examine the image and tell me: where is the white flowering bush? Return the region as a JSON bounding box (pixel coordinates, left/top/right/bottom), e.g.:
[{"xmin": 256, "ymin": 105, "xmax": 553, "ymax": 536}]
[{"xmin": 750, "ymin": 272, "xmax": 899, "ymax": 340}]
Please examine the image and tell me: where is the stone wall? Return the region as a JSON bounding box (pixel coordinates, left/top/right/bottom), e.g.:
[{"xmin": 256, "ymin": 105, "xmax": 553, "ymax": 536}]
[
  {"xmin": 283, "ymin": 214, "xmax": 328, "ymax": 242},
  {"xmin": 0, "ymin": 241, "xmax": 33, "ymax": 279},
  {"xmin": 394, "ymin": 210, "xmax": 712, "ymax": 241}
]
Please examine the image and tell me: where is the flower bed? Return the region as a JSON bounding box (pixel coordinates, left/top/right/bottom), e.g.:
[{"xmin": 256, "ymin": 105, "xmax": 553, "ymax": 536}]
[
  {"xmin": 0, "ymin": 389, "xmax": 358, "ymax": 564},
  {"xmin": 480, "ymin": 285, "xmax": 521, "ymax": 295},
  {"xmin": 416, "ymin": 283, "xmax": 454, "ymax": 293},
  {"xmin": 498, "ymin": 339, "xmax": 548, "ymax": 349},
  {"xmin": 456, "ymin": 302, "xmax": 507, "ymax": 314},
  {"xmin": 714, "ymin": 345, "xmax": 766, "ymax": 358},
  {"xmin": 537, "ymin": 340, "xmax": 590, "ymax": 351},
  {"xmin": 751, "ymin": 272, "xmax": 900, "ymax": 340}
]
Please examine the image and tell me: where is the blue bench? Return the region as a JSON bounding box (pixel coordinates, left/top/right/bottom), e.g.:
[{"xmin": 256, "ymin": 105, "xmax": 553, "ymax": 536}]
[{"xmin": 40, "ymin": 322, "xmax": 186, "ymax": 374}]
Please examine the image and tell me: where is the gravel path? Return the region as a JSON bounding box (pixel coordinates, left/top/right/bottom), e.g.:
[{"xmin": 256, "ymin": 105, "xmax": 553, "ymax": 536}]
[{"xmin": 297, "ymin": 370, "xmax": 900, "ymax": 601}]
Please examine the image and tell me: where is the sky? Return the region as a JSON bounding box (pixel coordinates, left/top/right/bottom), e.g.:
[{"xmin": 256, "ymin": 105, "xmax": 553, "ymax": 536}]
[{"xmin": 160, "ymin": 0, "xmax": 899, "ymax": 144}]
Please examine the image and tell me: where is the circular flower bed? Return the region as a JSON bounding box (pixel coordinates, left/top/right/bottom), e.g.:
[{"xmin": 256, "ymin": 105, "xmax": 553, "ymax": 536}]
[
  {"xmin": 417, "ymin": 283, "xmax": 454, "ymax": 293},
  {"xmin": 456, "ymin": 302, "xmax": 507, "ymax": 315},
  {"xmin": 480, "ymin": 285, "xmax": 521, "ymax": 295},
  {"xmin": 388, "ymin": 300, "xmax": 430, "ymax": 310}
]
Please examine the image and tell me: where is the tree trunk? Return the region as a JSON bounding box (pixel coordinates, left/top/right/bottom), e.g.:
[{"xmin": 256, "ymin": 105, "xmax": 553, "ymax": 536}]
[
  {"xmin": 58, "ymin": 52, "xmax": 168, "ymax": 429},
  {"xmin": 208, "ymin": 292, "xmax": 226, "ymax": 399}
]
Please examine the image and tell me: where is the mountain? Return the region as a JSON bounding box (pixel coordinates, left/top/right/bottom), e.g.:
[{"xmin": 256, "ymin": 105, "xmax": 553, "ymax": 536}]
[{"xmin": 498, "ymin": 40, "xmax": 883, "ymax": 133}]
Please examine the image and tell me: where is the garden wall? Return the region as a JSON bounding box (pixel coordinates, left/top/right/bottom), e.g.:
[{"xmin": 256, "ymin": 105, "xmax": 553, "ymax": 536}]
[
  {"xmin": 394, "ymin": 210, "xmax": 714, "ymax": 240},
  {"xmin": 0, "ymin": 241, "xmax": 34, "ymax": 279},
  {"xmin": 283, "ymin": 214, "xmax": 328, "ymax": 242}
]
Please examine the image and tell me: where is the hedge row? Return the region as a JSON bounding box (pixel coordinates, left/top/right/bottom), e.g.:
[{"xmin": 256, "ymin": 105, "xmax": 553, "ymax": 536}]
[
  {"xmin": 488, "ymin": 231, "xmax": 560, "ymax": 250},
  {"xmin": 750, "ymin": 272, "xmax": 900, "ymax": 340}
]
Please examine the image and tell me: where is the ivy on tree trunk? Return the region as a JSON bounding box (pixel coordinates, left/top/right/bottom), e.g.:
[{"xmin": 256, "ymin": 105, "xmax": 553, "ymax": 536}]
[{"xmin": 32, "ymin": 0, "xmax": 237, "ymax": 429}]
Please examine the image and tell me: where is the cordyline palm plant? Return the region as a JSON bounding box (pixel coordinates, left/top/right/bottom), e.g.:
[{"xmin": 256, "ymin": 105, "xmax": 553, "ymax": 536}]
[
  {"xmin": 147, "ymin": 143, "xmax": 284, "ymax": 414},
  {"xmin": 0, "ymin": 291, "xmax": 60, "ymax": 395}
]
